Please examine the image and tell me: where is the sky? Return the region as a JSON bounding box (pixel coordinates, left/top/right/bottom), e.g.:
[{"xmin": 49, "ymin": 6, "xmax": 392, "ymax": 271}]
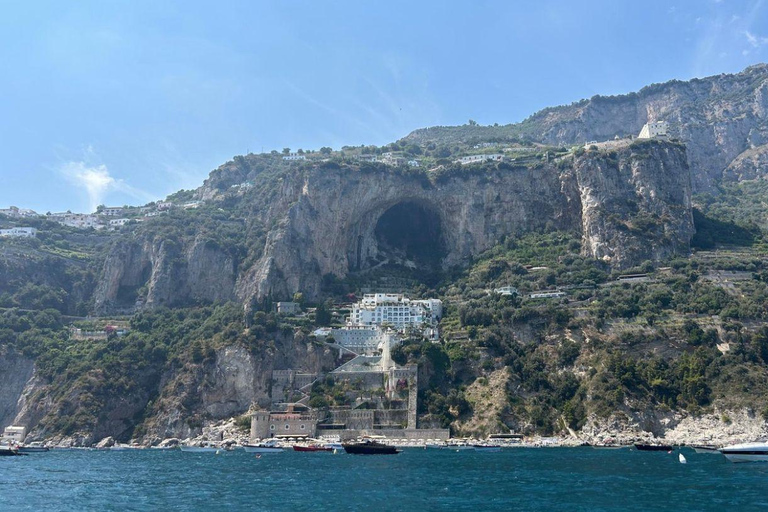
[{"xmin": 1, "ymin": 0, "xmax": 767, "ymax": 214}]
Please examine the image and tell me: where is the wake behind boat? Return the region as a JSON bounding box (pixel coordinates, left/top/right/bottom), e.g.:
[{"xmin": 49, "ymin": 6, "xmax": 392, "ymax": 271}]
[{"xmin": 720, "ymin": 442, "xmax": 768, "ymax": 463}]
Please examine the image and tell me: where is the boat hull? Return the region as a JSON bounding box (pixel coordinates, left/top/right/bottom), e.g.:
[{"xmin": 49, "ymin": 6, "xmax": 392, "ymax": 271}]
[
  {"xmin": 692, "ymin": 445, "xmax": 719, "ymax": 454},
  {"xmin": 473, "ymin": 445, "xmax": 501, "ymax": 452},
  {"xmin": 180, "ymin": 447, "xmax": 219, "ymax": 453},
  {"xmin": 293, "ymin": 445, "xmax": 332, "ymax": 452},
  {"xmin": 243, "ymin": 445, "xmax": 283, "ymax": 454},
  {"xmin": 720, "ymin": 443, "xmax": 768, "ymax": 463},
  {"xmin": 343, "ymin": 442, "xmax": 400, "ymax": 455},
  {"xmin": 634, "ymin": 444, "xmax": 673, "ymax": 452},
  {"xmin": 17, "ymin": 446, "xmax": 49, "ymax": 453}
]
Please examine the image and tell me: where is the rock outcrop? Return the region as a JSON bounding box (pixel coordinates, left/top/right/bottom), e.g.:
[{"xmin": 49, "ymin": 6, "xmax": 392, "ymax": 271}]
[
  {"xmin": 93, "ymin": 236, "xmax": 237, "ymax": 313},
  {"xmin": 405, "ymin": 63, "xmax": 768, "ymax": 192}
]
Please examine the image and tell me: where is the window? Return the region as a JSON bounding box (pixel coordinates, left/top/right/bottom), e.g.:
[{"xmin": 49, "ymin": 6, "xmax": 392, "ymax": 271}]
[
  {"xmin": 270, "ymin": 424, "xmax": 275, "ymax": 431},
  {"xmin": 285, "ymin": 424, "xmax": 290, "ymax": 430},
  {"xmin": 300, "ymin": 424, "xmax": 306, "ymax": 430}
]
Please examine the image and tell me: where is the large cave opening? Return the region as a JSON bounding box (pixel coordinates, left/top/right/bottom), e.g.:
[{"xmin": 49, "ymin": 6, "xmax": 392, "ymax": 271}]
[{"xmin": 373, "ymin": 201, "xmax": 446, "ymax": 271}]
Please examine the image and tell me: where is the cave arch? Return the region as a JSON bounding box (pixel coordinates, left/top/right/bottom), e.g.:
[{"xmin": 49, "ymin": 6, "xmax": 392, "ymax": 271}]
[{"xmin": 349, "ymin": 199, "xmax": 447, "ymax": 273}]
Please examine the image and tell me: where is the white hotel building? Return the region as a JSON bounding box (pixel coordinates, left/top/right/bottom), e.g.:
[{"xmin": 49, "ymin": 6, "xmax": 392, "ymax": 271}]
[{"xmin": 347, "ymin": 294, "xmax": 442, "ymax": 332}]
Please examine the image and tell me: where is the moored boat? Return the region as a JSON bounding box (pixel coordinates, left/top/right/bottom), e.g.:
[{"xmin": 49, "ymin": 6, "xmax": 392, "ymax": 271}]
[
  {"xmin": 472, "ymin": 444, "xmax": 502, "ymax": 452},
  {"xmin": 634, "ymin": 443, "xmax": 674, "ymax": 452},
  {"xmin": 180, "ymin": 442, "xmax": 220, "ymax": 453},
  {"xmin": 343, "ymin": 440, "xmax": 400, "ymax": 455},
  {"xmin": 293, "ymin": 444, "xmax": 333, "ymax": 452},
  {"xmin": 243, "ymin": 440, "xmax": 283, "ymax": 454},
  {"xmin": 590, "ymin": 444, "xmax": 628, "ymax": 450},
  {"xmin": 720, "ymin": 442, "xmax": 768, "ymax": 463},
  {"xmin": 17, "ymin": 443, "xmax": 49, "ymax": 453},
  {"xmin": 0, "ymin": 445, "xmax": 25, "ymax": 456}
]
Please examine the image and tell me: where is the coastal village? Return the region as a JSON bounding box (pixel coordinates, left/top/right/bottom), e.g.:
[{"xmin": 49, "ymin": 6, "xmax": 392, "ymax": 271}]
[{"xmin": 2, "ymin": 119, "xmax": 767, "ymax": 456}]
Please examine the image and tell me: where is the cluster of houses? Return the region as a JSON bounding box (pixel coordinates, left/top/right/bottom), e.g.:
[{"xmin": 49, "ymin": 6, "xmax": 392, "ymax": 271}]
[{"xmin": 0, "ymin": 199, "xmax": 204, "ymax": 236}]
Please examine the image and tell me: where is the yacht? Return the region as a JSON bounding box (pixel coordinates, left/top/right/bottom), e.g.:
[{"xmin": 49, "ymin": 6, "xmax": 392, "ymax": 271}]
[{"xmin": 720, "ymin": 442, "xmax": 768, "ymax": 463}]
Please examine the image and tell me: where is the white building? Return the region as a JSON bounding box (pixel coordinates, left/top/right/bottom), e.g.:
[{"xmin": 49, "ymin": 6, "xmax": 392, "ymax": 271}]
[
  {"xmin": 0, "ymin": 227, "xmax": 37, "ymax": 238},
  {"xmin": 2, "ymin": 425, "xmax": 26, "ymax": 443},
  {"xmin": 347, "ymin": 294, "xmax": 442, "ymax": 335},
  {"xmin": 282, "ymin": 153, "xmax": 306, "ymax": 161},
  {"xmin": 407, "ymin": 160, "xmax": 420, "ymax": 167},
  {"xmin": 276, "ymin": 302, "xmax": 301, "ymax": 316},
  {"xmin": 356, "ymin": 154, "xmax": 377, "ymax": 162},
  {"xmin": 457, "ymin": 154, "xmax": 504, "ymax": 165},
  {"xmin": 109, "ymin": 218, "xmax": 130, "ymax": 229},
  {"xmin": 0, "ymin": 206, "xmax": 38, "ymax": 218},
  {"xmin": 100, "ymin": 206, "xmax": 125, "ymax": 216},
  {"xmin": 638, "ymin": 121, "xmax": 668, "ymax": 139},
  {"xmin": 529, "ymin": 291, "xmax": 566, "ymax": 299},
  {"xmin": 494, "ymin": 286, "xmax": 518, "ymax": 296},
  {"xmin": 48, "ymin": 213, "xmax": 103, "ymax": 229}
]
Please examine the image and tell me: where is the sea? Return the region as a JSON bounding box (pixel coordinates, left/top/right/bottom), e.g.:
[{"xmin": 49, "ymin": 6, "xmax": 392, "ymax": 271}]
[{"xmin": 2, "ymin": 447, "xmax": 767, "ymax": 511}]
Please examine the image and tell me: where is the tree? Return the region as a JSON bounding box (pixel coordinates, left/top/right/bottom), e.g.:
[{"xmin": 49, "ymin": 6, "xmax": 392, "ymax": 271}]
[
  {"xmin": 282, "ymin": 148, "xmax": 291, "ymax": 155},
  {"xmin": 320, "ymin": 147, "xmax": 332, "ymax": 155},
  {"xmin": 468, "ymin": 119, "xmax": 478, "ymax": 126}
]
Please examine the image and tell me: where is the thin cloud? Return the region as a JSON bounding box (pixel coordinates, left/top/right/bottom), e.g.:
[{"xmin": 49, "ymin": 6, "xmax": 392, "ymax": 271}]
[{"xmin": 60, "ymin": 161, "xmax": 155, "ymax": 212}]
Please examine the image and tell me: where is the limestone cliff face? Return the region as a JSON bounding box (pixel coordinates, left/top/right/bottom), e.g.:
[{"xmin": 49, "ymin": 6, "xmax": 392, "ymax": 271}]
[
  {"xmin": 404, "ymin": 63, "xmax": 768, "ymax": 192},
  {"xmin": 0, "ymin": 351, "xmax": 34, "ymax": 430},
  {"xmin": 93, "ymin": 236, "xmax": 237, "ymax": 313},
  {"xmin": 92, "ymin": 141, "xmax": 692, "ymax": 310},
  {"xmin": 141, "ymin": 334, "xmax": 336, "ymax": 442},
  {"xmin": 570, "ymin": 141, "xmax": 693, "ymax": 266},
  {"xmin": 234, "ymin": 141, "xmax": 692, "ymax": 303}
]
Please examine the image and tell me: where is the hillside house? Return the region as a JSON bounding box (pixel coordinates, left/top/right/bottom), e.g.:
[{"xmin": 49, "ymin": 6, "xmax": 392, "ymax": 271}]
[
  {"xmin": 0, "ymin": 227, "xmax": 37, "ymax": 238},
  {"xmin": 638, "ymin": 121, "xmax": 668, "ymax": 139},
  {"xmin": 457, "ymin": 154, "xmax": 504, "ymax": 165}
]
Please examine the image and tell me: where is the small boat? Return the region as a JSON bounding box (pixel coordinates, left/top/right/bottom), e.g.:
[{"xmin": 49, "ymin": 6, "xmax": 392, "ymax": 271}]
[
  {"xmin": 691, "ymin": 445, "xmax": 720, "ymax": 454},
  {"xmin": 634, "ymin": 443, "xmax": 674, "ymax": 452},
  {"xmin": 0, "ymin": 445, "xmax": 25, "ymax": 457},
  {"xmin": 720, "ymin": 442, "xmax": 768, "ymax": 463},
  {"xmin": 17, "ymin": 443, "xmax": 49, "ymax": 453},
  {"xmin": 590, "ymin": 444, "xmax": 628, "ymax": 450},
  {"xmin": 294, "ymin": 444, "xmax": 333, "ymax": 452},
  {"xmin": 180, "ymin": 442, "xmax": 219, "ymax": 453},
  {"xmin": 343, "ymin": 440, "xmax": 400, "ymax": 455},
  {"xmin": 243, "ymin": 440, "xmax": 283, "ymax": 454},
  {"xmin": 472, "ymin": 444, "xmax": 502, "ymax": 453},
  {"xmin": 446, "ymin": 442, "xmax": 475, "ymax": 451}
]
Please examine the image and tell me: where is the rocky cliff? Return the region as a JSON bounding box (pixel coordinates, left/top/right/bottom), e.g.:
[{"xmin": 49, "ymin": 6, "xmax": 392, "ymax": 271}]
[
  {"xmin": 90, "ymin": 140, "xmax": 692, "ymax": 310},
  {"xmin": 404, "ymin": 63, "xmax": 768, "ymax": 192},
  {"xmin": 236, "ymin": 140, "xmax": 693, "ymax": 303}
]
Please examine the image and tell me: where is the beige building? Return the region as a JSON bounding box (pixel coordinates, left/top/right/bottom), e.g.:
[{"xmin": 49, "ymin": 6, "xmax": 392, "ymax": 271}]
[{"xmin": 250, "ymin": 404, "xmax": 317, "ymax": 441}]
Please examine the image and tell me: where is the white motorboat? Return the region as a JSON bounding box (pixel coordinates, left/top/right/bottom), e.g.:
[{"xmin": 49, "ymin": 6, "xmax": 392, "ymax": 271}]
[
  {"xmin": 243, "ymin": 440, "xmax": 283, "ymax": 454},
  {"xmin": 180, "ymin": 442, "xmax": 220, "ymax": 453},
  {"xmin": 472, "ymin": 444, "xmax": 502, "ymax": 453},
  {"xmin": 720, "ymin": 442, "xmax": 768, "ymax": 462}
]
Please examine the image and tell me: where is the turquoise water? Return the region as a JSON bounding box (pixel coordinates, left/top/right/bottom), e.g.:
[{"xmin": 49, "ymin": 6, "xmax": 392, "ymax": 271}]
[{"xmin": 1, "ymin": 447, "xmax": 767, "ymax": 511}]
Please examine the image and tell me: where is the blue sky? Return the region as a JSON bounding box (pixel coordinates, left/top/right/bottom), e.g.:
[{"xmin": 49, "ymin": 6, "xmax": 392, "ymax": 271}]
[{"xmin": 1, "ymin": 0, "xmax": 767, "ymax": 213}]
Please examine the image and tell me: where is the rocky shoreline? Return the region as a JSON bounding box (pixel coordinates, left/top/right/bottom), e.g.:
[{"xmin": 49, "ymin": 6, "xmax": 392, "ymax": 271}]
[{"xmin": 28, "ymin": 407, "xmax": 768, "ymax": 449}]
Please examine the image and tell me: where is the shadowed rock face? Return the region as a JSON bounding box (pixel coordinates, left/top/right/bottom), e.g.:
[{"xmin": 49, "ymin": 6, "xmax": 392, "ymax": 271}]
[{"xmin": 234, "ymin": 140, "xmax": 693, "ymax": 303}]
